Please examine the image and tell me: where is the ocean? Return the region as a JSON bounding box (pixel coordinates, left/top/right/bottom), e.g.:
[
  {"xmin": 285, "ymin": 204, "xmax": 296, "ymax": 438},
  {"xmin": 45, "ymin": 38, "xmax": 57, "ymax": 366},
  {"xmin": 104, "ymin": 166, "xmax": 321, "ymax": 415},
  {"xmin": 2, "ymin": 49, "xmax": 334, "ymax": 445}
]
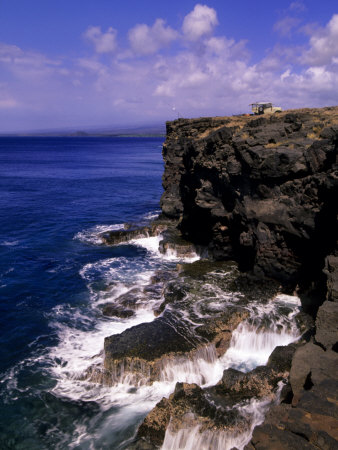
[
  {"xmin": 0, "ymin": 137, "xmax": 301, "ymax": 449},
  {"xmin": 0, "ymin": 137, "xmax": 166, "ymax": 448}
]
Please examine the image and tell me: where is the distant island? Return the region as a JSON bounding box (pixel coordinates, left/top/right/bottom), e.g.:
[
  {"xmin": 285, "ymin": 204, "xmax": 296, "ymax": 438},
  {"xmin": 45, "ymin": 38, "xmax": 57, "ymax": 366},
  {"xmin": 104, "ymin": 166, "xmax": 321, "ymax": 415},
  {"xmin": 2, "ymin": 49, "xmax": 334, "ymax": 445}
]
[{"xmin": 0, "ymin": 124, "xmax": 166, "ymax": 138}]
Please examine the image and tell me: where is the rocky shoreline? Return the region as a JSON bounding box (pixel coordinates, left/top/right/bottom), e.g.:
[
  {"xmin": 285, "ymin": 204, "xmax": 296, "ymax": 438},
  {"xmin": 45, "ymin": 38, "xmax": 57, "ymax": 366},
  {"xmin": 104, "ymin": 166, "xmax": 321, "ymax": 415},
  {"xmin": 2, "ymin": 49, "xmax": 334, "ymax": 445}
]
[{"xmin": 98, "ymin": 106, "xmax": 337, "ymax": 448}]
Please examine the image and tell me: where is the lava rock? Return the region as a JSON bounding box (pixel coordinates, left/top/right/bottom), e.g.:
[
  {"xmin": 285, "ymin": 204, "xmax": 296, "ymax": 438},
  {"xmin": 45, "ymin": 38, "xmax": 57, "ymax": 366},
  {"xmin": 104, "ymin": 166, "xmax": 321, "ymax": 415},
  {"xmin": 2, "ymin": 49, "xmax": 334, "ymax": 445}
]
[
  {"xmin": 101, "ymin": 304, "xmax": 135, "ymax": 318},
  {"xmin": 315, "ymin": 300, "xmax": 338, "ymax": 350}
]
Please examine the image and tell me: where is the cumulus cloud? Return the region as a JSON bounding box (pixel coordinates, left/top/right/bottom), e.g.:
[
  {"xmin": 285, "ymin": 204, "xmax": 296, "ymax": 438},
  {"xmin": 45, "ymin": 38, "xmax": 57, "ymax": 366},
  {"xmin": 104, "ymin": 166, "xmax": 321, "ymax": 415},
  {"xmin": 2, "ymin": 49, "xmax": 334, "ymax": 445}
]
[
  {"xmin": 1, "ymin": 6, "xmax": 338, "ymax": 133},
  {"xmin": 182, "ymin": 4, "xmax": 218, "ymax": 41},
  {"xmin": 84, "ymin": 26, "xmax": 117, "ymax": 53},
  {"xmin": 302, "ymin": 14, "xmax": 338, "ymax": 65},
  {"xmin": 128, "ymin": 19, "xmax": 178, "ymax": 55}
]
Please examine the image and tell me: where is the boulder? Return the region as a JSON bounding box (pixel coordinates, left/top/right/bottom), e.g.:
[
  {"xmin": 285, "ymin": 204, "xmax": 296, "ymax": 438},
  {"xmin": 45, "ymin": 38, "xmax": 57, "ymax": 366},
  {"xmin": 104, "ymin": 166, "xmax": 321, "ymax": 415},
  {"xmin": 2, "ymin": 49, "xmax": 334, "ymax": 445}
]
[
  {"xmin": 315, "ymin": 300, "xmax": 338, "ymax": 350},
  {"xmin": 215, "ymin": 365, "xmax": 283, "ymax": 401}
]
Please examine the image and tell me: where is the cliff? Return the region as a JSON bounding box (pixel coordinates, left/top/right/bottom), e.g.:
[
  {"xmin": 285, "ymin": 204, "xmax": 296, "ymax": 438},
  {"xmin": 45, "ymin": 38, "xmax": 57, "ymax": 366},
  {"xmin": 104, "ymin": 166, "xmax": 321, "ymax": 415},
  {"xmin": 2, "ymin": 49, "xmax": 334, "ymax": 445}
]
[
  {"xmin": 161, "ymin": 107, "xmax": 338, "ymax": 311},
  {"xmin": 156, "ymin": 106, "xmax": 338, "ymax": 448},
  {"xmin": 98, "ymin": 107, "xmax": 337, "ymax": 448}
]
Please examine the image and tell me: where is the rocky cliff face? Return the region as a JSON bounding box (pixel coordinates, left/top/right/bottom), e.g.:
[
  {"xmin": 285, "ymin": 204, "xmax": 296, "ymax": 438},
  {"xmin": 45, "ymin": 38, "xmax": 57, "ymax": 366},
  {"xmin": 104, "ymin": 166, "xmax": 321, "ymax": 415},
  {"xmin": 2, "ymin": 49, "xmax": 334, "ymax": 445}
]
[
  {"xmin": 161, "ymin": 107, "xmax": 338, "ymax": 308},
  {"xmin": 155, "ymin": 106, "xmax": 338, "ymax": 448}
]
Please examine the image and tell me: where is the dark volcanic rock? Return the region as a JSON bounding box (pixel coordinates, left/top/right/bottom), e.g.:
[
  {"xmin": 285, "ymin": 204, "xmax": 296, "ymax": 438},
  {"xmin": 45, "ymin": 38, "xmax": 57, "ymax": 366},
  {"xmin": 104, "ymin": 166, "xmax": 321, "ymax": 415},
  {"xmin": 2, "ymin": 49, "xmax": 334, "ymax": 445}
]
[
  {"xmin": 215, "ymin": 362, "xmax": 288, "ymax": 402},
  {"xmin": 156, "ymin": 107, "xmax": 338, "ymax": 449},
  {"xmin": 266, "ymin": 343, "xmax": 298, "ymax": 373},
  {"xmin": 324, "ymin": 254, "xmax": 338, "ymax": 302},
  {"xmin": 159, "ymin": 226, "xmax": 198, "ymax": 258},
  {"xmin": 104, "ymin": 315, "xmax": 195, "ymax": 362},
  {"xmin": 100, "ymin": 221, "xmax": 170, "ymax": 245},
  {"xmin": 136, "ymin": 381, "xmax": 252, "ymax": 448},
  {"xmin": 101, "ymin": 261, "xmax": 255, "ymax": 385},
  {"xmin": 102, "ymin": 314, "xmax": 198, "ymax": 384},
  {"xmin": 101, "ymin": 304, "xmax": 135, "ymax": 318},
  {"xmin": 160, "ymin": 107, "xmax": 338, "ymax": 303},
  {"xmin": 315, "ymin": 300, "xmax": 338, "ymax": 350}
]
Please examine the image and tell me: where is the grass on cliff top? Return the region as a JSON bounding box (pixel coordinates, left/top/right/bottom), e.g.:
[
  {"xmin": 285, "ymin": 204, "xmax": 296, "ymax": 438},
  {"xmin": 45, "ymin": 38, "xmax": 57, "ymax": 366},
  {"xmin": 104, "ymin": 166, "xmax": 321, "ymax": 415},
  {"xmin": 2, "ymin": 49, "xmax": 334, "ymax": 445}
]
[{"xmin": 191, "ymin": 106, "xmax": 338, "ymax": 140}]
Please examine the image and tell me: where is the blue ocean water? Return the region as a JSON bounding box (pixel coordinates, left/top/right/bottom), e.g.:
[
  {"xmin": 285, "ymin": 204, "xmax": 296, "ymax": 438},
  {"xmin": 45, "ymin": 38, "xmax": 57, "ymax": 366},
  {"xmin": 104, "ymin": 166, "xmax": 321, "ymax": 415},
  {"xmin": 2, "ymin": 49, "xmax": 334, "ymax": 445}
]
[
  {"xmin": 0, "ymin": 137, "xmax": 165, "ymax": 449},
  {"xmin": 0, "ymin": 137, "xmax": 303, "ymax": 450}
]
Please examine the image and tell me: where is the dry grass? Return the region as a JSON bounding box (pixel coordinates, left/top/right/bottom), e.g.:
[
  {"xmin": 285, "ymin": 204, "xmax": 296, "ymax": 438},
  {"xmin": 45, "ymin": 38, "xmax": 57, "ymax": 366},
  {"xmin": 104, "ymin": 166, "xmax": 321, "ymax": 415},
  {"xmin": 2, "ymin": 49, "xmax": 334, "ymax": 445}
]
[
  {"xmin": 265, "ymin": 141, "xmax": 295, "ymax": 149},
  {"xmin": 184, "ymin": 105, "xmax": 338, "ymax": 140},
  {"xmin": 239, "ymin": 132, "xmax": 250, "ymax": 140},
  {"xmin": 307, "ymin": 132, "xmax": 319, "ymax": 140}
]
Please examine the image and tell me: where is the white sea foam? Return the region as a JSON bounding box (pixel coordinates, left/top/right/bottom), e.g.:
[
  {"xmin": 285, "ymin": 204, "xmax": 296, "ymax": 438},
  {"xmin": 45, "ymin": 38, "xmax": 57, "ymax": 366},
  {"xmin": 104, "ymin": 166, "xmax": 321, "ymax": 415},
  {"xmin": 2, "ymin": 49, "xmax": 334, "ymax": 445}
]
[
  {"xmin": 1, "ymin": 240, "xmax": 19, "ymax": 246},
  {"xmin": 49, "ymin": 307, "xmax": 156, "ymax": 389},
  {"xmin": 158, "ymin": 345, "xmax": 223, "ymax": 387},
  {"xmin": 274, "ymin": 293, "xmax": 301, "ymax": 306},
  {"xmin": 161, "ymin": 396, "xmax": 272, "ymax": 450},
  {"xmin": 79, "ymin": 255, "xmax": 157, "ymax": 286},
  {"xmin": 220, "ymin": 294, "xmax": 301, "ymax": 372},
  {"xmin": 142, "ymin": 210, "xmax": 161, "ymax": 221},
  {"xmin": 131, "ymin": 235, "xmax": 200, "ymax": 262},
  {"xmin": 74, "ymin": 224, "xmax": 124, "ymax": 245},
  {"xmin": 162, "ymin": 381, "xmax": 285, "ymax": 450},
  {"xmin": 221, "ymin": 322, "xmax": 298, "ymax": 372},
  {"xmin": 40, "ymin": 231, "xmax": 301, "ymax": 449}
]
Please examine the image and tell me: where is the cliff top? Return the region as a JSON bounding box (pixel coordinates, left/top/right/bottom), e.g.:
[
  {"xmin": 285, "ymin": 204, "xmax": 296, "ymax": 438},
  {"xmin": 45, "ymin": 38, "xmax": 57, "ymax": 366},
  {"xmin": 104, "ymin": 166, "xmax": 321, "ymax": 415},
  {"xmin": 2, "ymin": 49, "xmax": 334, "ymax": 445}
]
[{"xmin": 166, "ymin": 106, "xmax": 338, "ymax": 141}]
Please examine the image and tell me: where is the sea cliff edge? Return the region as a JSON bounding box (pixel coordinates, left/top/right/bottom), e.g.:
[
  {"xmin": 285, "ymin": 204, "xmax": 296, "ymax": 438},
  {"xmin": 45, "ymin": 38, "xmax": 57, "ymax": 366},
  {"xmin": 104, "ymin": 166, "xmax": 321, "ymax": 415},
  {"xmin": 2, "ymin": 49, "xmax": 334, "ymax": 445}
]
[{"xmin": 157, "ymin": 106, "xmax": 338, "ymax": 448}]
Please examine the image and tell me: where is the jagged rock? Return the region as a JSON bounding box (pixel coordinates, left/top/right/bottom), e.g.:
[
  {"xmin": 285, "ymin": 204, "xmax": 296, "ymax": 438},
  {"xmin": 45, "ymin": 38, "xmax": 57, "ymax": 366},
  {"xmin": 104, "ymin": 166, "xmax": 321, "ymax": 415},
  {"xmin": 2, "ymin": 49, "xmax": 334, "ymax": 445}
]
[
  {"xmin": 246, "ymin": 387, "xmax": 338, "ymax": 449},
  {"xmin": 160, "ymin": 107, "xmax": 338, "ymax": 303},
  {"xmin": 247, "ymin": 341, "xmax": 338, "ymax": 449}
]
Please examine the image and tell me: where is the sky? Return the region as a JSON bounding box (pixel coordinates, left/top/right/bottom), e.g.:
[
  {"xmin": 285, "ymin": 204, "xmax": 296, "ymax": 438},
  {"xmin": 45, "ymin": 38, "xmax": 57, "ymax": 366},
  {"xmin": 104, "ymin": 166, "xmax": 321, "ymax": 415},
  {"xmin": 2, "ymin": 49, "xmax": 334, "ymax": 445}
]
[{"xmin": 0, "ymin": 0, "xmax": 337, "ymax": 132}]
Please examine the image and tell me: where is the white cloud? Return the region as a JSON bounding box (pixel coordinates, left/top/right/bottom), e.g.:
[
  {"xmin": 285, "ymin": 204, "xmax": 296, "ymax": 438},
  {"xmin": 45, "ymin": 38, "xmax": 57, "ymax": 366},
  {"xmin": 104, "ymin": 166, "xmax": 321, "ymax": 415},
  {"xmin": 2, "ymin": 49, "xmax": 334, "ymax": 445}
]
[
  {"xmin": 0, "ymin": 42, "xmax": 62, "ymax": 81},
  {"xmin": 0, "ymin": 42, "xmax": 60, "ymax": 68},
  {"xmin": 281, "ymin": 69, "xmax": 291, "ymax": 81},
  {"xmin": 289, "ymin": 1, "xmax": 306, "ymax": 13},
  {"xmin": 205, "ymin": 37, "xmax": 233, "ymax": 55},
  {"xmin": 273, "ymin": 16, "xmax": 300, "ymax": 37},
  {"xmin": 84, "ymin": 26, "xmax": 117, "ymax": 53},
  {"xmin": 128, "ymin": 19, "xmax": 177, "ymax": 55},
  {"xmin": 302, "ymin": 14, "xmax": 338, "ymax": 65},
  {"xmin": 1, "ymin": 7, "xmax": 338, "ymax": 133},
  {"xmin": 182, "ymin": 4, "xmax": 218, "ymax": 41}
]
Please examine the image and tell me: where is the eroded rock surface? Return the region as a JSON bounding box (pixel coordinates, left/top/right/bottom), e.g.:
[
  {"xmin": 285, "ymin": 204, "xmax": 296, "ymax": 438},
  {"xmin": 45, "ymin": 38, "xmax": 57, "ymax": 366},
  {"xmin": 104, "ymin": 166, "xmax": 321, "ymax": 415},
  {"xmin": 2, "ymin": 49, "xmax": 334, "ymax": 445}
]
[
  {"xmin": 101, "ymin": 261, "xmax": 252, "ymax": 385},
  {"xmin": 160, "ymin": 107, "xmax": 338, "ymax": 299}
]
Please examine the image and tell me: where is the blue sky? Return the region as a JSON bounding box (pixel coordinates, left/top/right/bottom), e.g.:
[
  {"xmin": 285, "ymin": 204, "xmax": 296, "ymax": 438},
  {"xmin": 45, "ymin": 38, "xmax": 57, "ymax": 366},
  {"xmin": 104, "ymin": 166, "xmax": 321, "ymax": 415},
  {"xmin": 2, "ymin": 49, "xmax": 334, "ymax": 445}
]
[{"xmin": 0, "ymin": 1, "xmax": 337, "ymax": 132}]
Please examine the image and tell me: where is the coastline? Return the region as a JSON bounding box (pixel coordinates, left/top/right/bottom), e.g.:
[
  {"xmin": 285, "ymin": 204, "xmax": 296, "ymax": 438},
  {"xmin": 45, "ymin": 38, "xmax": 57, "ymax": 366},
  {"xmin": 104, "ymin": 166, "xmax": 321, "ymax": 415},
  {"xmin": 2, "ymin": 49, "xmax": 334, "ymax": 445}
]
[{"xmin": 99, "ymin": 105, "xmax": 337, "ymax": 448}]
